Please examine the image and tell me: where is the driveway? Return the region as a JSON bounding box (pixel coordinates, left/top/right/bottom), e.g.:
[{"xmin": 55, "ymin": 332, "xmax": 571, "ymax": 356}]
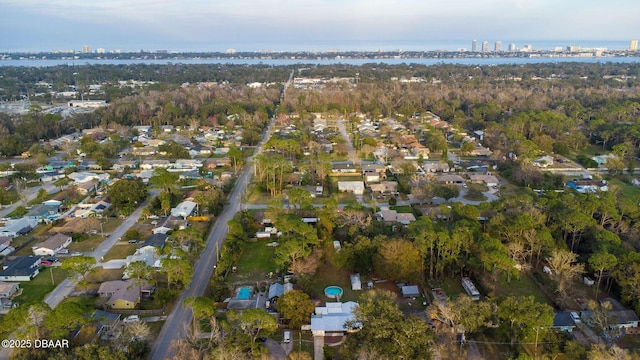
[{"xmin": 262, "ymin": 338, "xmax": 287, "ymax": 360}]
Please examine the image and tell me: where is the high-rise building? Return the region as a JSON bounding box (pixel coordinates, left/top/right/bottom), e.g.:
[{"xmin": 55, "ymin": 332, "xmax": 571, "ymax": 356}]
[
  {"xmin": 509, "ymin": 43, "xmax": 517, "ymax": 52},
  {"xmin": 82, "ymin": 45, "xmax": 92, "ymax": 53},
  {"xmin": 472, "ymin": 40, "xmax": 477, "ymax": 52},
  {"xmin": 482, "ymin": 41, "xmax": 489, "ymax": 52},
  {"xmin": 494, "ymin": 41, "xmax": 502, "ymax": 52},
  {"xmin": 630, "ymin": 40, "xmax": 638, "ymax": 51}
]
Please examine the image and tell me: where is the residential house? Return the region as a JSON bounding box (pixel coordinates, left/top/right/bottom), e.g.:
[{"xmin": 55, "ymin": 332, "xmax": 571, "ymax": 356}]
[
  {"xmin": 74, "ymin": 200, "xmax": 111, "ymax": 218},
  {"xmin": 470, "ymin": 145, "xmax": 493, "ymax": 157},
  {"xmin": 533, "ymin": 155, "xmax": 554, "ymax": 168},
  {"xmin": 591, "ymin": 154, "xmax": 616, "ymax": 166},
  {"xmin": 144, "ymin": 139, "xmax": 166, "ymax": 148},
  {"xmin": 337, "ymin": 181, "xmax": 365, "ymax": 195},
  {"xmin": 25, "ymin": 203, "xmax": 60, "ymax": 222},
  {"xmin": 152, "ymin": 216, "xmax": 188, "ymax": 235},
  {"xmin": 133, "ymin": 125, "xmax": 152, "ymax": 134},
  {"xmin": 369, "ymin": 181, "xmax": 397, "ymax": 194},
  {"xmin": 67, "ymin": 171, "xmax": 108, "ymax": 184},
  {"xmin": 551, "ymin": 311, "xmax": 577, "ymax": 332},
  {"xmin": 268, "ymin": 283, "xmax": 284, "ymax": 303},
  {"xmin": 131, "ymin": 146, "xmax": 157, "ymax": 157},
  {"xmin": 363, "ymin": 171, "xmax": 381, "ymax": 183},
  {"xmin": 171, "ymin": 200, "xmax": 197, "ymax": 218},
  {"xmin": 468, "ymin": 174, "xmax": 499, "ymax": 188},
  {"xmin": 98, "ymin": 279, "xmax": 155, "ymax": 310},
  {"xmin": 75, "ymin": 181, "xmax": 96, "ymax": 196},
  {"xmin": 310, "ymin": 302, "xmax": 360, "ymax": 337},
  {"xmin": 422, "ymin": 161, "xmax": 450, "ymax": 173},
  {"xmin": 568, "ymin": 179, "xmax": 608, "ymax": 193},
  {"xmin": 0, "ymin": 281, "xmax": 19, "ymax": 305},
  {"xmin": 0, "ymin": 237, "xmax": 12, "ymax": 256},
  {"xmin": 125, "ymin": 245, "xmax": 161, "ymax": 269},
  {"xmin": 0, "ymin": 256, "xmax": 41, "ymax": 281},
  {"xmin": 0, "ymin": 218, "xmax": 39, "ymax": 238},
  {"xmin": 140, "ymin": 160, "xmax": 170, "ymax": 170},
  {"xmin": 112, "ymin": 160, "xmax": 138, "ymax": 171},
  {"xmin": 188, "ymin": 147, "xmax": 213, "ymax": 158},
  {"xmin": 174, "ymin": 159, "xmax": 202, "ymax": 169},
  {"xmin": 331, "ymin": 161, "xmax": 358, "ymax": 174},
  {"xmin": 360, "ymin": 163, "xmax": 387, "ymax": 177},
  {"xmin": 437, "ymin": 174, "xmax": 465, "ymax": 184},
  {"xmin": 32, "ymin": 234, "xmax": 72, "ymax": 256},
  {"xmin": 377, "ymin": 209, "xmax": 416, "ymax": 225},
  {"xmin": 214, "ymin": 147, "xmax": 230, "ymax": 155},
  {"xmin": 143, "ymin": 233, "xmax": 168, "ymax": 250}
]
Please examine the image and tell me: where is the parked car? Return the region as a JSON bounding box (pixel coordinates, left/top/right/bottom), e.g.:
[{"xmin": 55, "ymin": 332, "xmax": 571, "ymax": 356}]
[
  {"xmin": 123, "ymin": 315, "xmax": 140, "ymax": 323},
  {"xmin": 58, "ymin": 249, "xmax": 69, "ymax": 254},
  {"xmin": 283, "ymin": 330, "xmax": 291, "ymax": 343},
  {"xmin": 70, "ymin": 252, "xmax": 83, "ymax": 257},
  {"xmin": 128, "ymin": 239, "xmax": 139, "ymax": 244},
  {"xmin": 570, "ymin": 312, "xmax": 581, "ymax": 323},
  {"xmin": 40, "ymin": 259, "xmax": 54, "ymax": 266}
]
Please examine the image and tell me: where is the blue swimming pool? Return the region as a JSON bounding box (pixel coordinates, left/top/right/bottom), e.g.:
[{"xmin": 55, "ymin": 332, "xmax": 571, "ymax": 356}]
[
  {"xmin": 324, "ymin": 286, "xmax": 343, "ymax": 299},
  {"xmin": 237, "ymin": 287, "xmax": 252, "ymax": 300}
]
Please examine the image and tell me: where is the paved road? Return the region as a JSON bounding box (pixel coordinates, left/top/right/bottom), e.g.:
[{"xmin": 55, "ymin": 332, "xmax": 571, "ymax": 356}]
[
  {"xmin": 0, "ymin": 182, "xmax": 59, "ymax": 219},
  {"xmin": 43, "ymin": 193, "xmax": 153, "ymax": 309},
  {"xmin": 150, "ymin": 71, "xmax": 292, "ymax": 360}
]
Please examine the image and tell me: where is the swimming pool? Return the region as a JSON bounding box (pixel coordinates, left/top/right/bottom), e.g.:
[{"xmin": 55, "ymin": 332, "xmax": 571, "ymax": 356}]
[
  {"xmin": 324, "ymin": 286, "xmax": 343, "ymax": 299},
  {"xmin": 237, "ymin": 287, "xmax": 253, "ymax": 299}
]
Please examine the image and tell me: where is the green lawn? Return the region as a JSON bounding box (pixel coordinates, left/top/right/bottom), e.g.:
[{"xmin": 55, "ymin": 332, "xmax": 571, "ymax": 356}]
[
  {"xmin": 302, "ymin": 252, "xmax": 360, "ymax": 303},
  {"xmin": 227, "ymin": 240, "xmax": 278, "ymax": 284},
  {"xmin": 103, "ymin": 243, "xmax": 137, "ymax": 261},
  {"xmin": 607, "ymin": 178, "xmax": 640, "ymax": 202},
  {"xmin": 390, "ymin": 205, "xmax": 413, "ymax": 213},
  {"xmin": 492, "ymin": 273, "xmax": 552, "ymax": 305},
  {"xmin": 15, "ymin": 267, "xmax": 69, "ymax": 306},
  {"xmin": 100, "ymin": 218, "xmax": 124, "ymax": 233},
  {"xmin": 85, "ymin": 268, "xmax": 125, "ymax": 283},
  {"xmin": 68, "ymin": 235, "xmax": 106, "ymax": 253}
]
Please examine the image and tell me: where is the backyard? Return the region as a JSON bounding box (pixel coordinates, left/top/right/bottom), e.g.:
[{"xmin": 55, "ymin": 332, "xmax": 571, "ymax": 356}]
[{"xmin": 15, "ymin": 266, "xmax": 69, "ymax": 306}]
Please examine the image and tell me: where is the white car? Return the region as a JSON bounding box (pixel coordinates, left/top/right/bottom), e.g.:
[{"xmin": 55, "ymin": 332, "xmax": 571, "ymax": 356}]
[
  {"xmin": 570, "ymin": 312, "xmax": 581, "ymax": 323},
  {"xmin": 123, "ymin": 315, "xmax": 140, "ymax": 323}
]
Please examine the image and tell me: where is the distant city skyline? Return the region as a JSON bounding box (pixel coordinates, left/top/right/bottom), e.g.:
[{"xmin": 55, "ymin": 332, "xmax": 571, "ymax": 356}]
[{"xmin": 1, "ymin": 0, "xmax": 639, "ymax": 52}]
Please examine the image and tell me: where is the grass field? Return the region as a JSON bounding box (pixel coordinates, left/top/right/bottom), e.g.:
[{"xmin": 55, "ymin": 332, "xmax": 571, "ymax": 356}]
[
  {"xmin": 16, "ymin": 266, "xmax": 69, "ymax": 306},
  {"xmin": 103, "ymin": 243, "xmax": 137, "ymax": 261},
  {"xmin": 227, "ymin": 240, "xmax": 278, "ymax": 285},
  {"xmin": 491, "ymin": 272, "xmax": 552, "ymax": 305},
  {"xmin": 68, "ymin": 235, "xmax": 106, "ymax": 253}
]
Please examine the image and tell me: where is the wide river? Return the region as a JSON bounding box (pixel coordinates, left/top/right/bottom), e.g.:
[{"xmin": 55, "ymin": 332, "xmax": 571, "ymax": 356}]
[{"xmin": 2, "ymin": 57, "xmax": 640, "ymax": 67}]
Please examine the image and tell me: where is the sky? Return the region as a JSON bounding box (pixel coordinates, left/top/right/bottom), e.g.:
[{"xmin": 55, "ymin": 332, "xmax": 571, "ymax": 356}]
[{"xmin": 1, "ymin": 0, "xmax": 639, "ymax": 52}]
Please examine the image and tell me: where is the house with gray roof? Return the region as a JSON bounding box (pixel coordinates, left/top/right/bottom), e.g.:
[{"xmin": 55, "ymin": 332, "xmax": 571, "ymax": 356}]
[
  {"xmin": 0, "ymin": 256, "xmax": 41, "ymax": 281},
  {"xmin": 311, "ymin": 301, "xmax": 360, "ymax": 337}
]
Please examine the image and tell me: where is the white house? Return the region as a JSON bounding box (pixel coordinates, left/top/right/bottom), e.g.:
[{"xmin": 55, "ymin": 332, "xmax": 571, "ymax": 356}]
[
  {"xmin": 171, "ymin": 201, "xmax": 197, "ymax": 218},
  {"xmin": 310, "ymin": 302, "xmax": 360, "ymax": 337},
  {"xmin": 0, "ymin": 281, "xmax": 19, "ymax": 299},
  {"xmin": 0, "ymin": 256, "xmax": 41, "ymax": 282},
  {"xmin": 0, "ymin": 218, "xmax": 39, "ymax": 238},
  {"xmin": 533, "ymin": 155, "xmax": 554, "ymax": 168},
  {"xmin": 125, "ymin": 246, "xmax": 161, "ymax": 269},
  {"xmin": 468, "ymin": 174, "xmax": 499, "ymax": 188},
  {"xmin": 32, "ymin": 234, "xmax": 72, "ymax": 256},
  {"xmin": 67, "ymin": 172, "xmax": 108, "ymax": 184}
]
